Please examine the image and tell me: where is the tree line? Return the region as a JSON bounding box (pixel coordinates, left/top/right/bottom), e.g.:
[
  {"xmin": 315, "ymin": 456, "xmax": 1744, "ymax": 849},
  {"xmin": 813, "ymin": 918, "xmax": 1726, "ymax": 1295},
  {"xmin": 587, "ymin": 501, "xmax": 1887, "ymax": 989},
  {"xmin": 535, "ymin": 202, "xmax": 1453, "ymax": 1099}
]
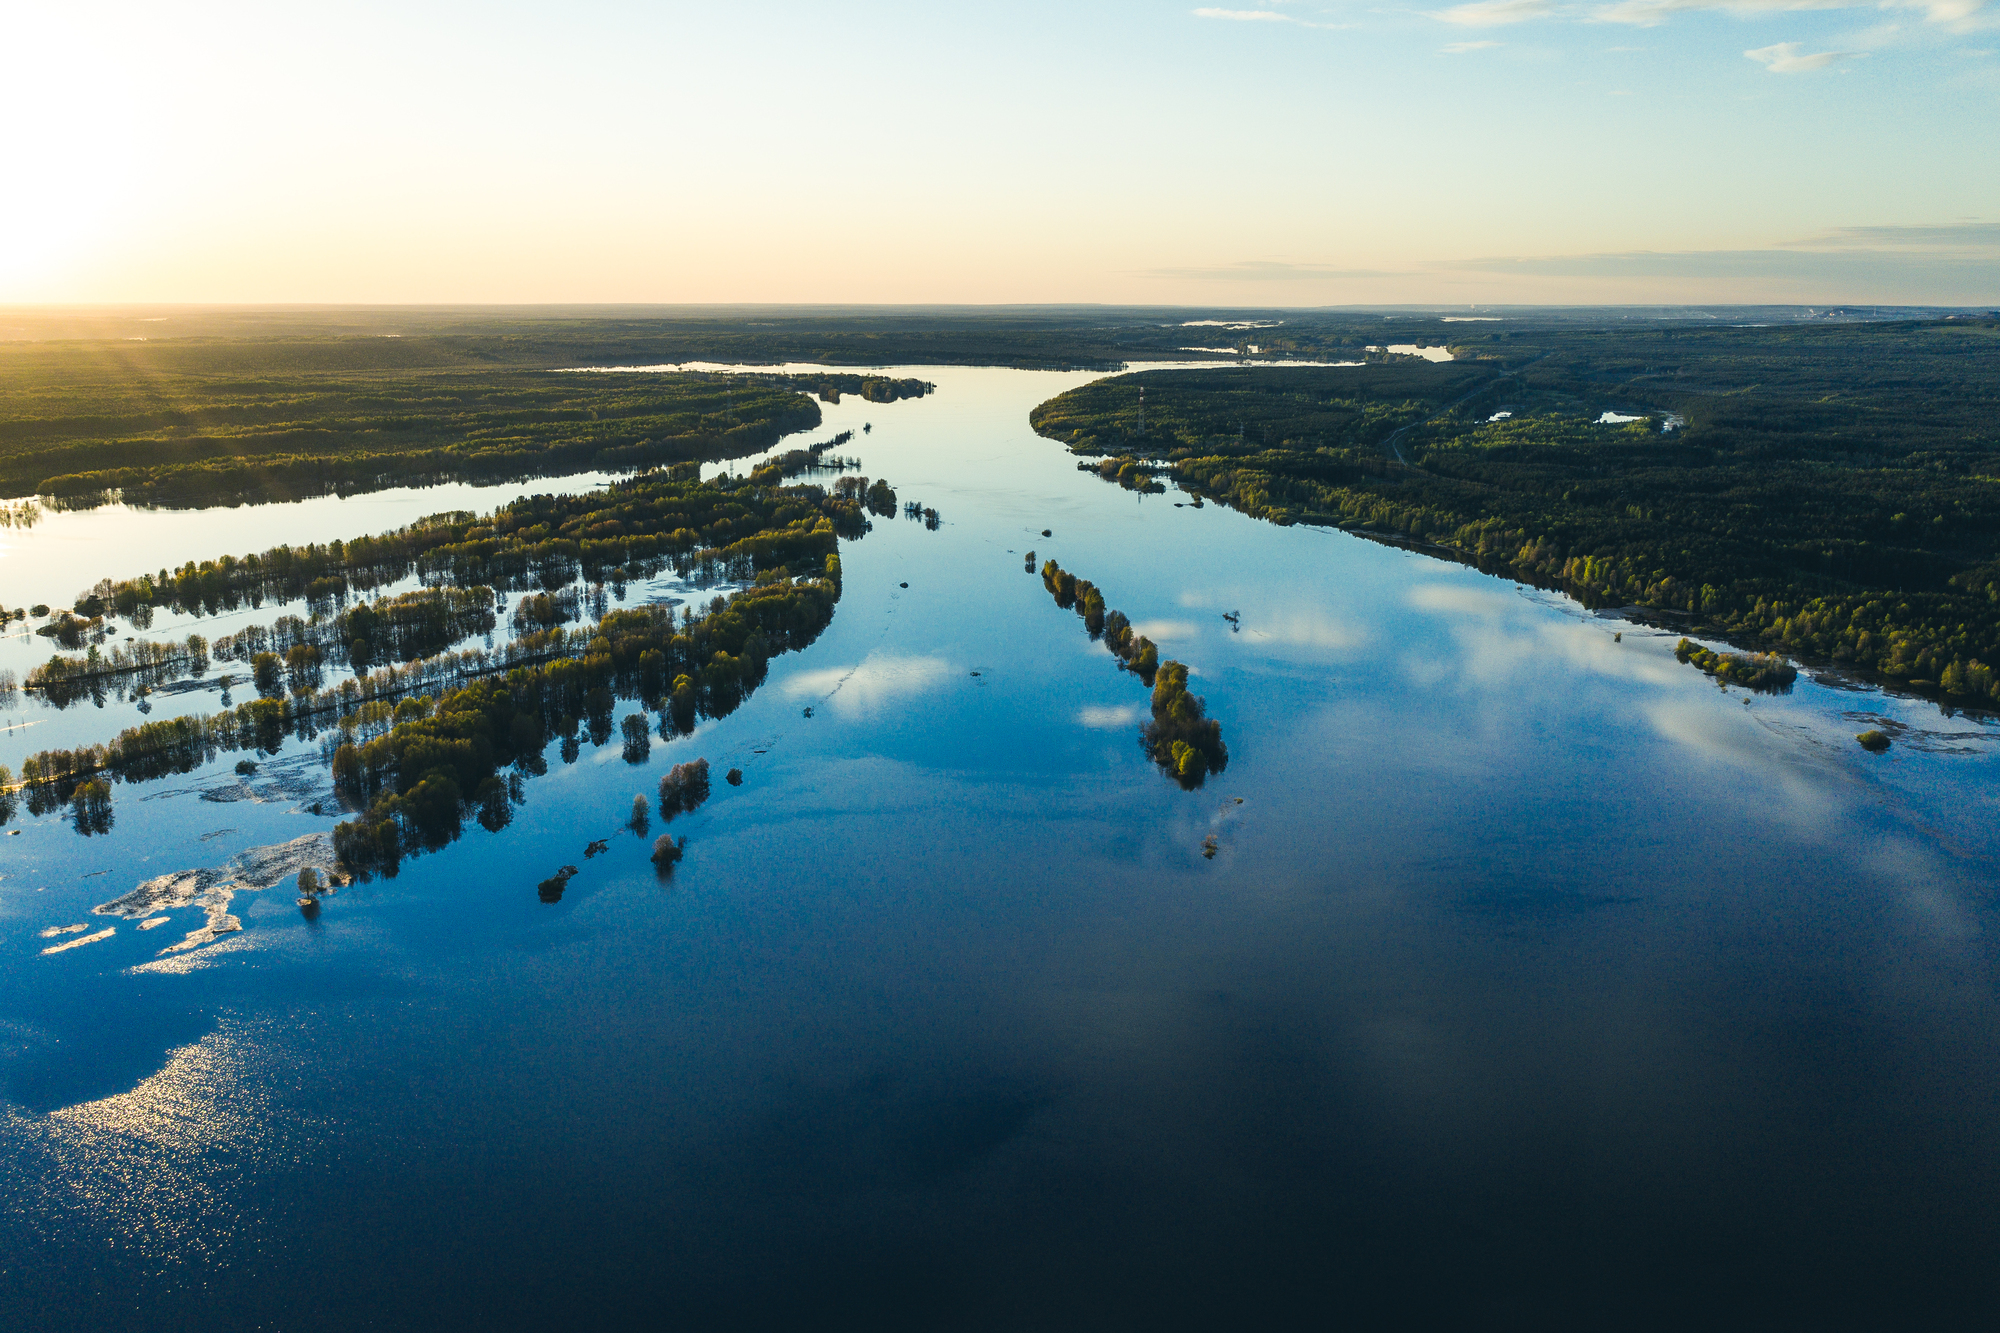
[
  {"xmin": 1035, "ymin": 558, "xmax": 1225, "ymax": 787},
  {"xmin": 66, "ymin": 462, "xmax": 857, "ymax": 623},
  {"xmin": 8, "ymin": 469, "xmax": 878, "ymax": 853},
  {"xmin": 1030, "ymin": 319, "xmax": 2000, "ymax": 711}
]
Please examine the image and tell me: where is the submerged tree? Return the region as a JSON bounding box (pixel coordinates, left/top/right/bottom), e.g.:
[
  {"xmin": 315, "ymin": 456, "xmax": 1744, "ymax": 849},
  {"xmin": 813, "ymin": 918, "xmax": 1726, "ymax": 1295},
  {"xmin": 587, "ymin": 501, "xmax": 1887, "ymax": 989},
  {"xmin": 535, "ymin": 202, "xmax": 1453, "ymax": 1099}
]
[
  {"xmin": 1041, "ymin": 561, "xmax": 1155, "ymax": 681},
  {"xmin": 1144, "ymin": 661, "xmax": 1228, "ymax": 790},
  {"xmin": 866, "ymin": 478, "xmax": 898, "ymax": 517},
  {"xmin": 628, "ymin": 793, "xmax": 650, "ymax": 834},
  {"xmin": 537, "ymin": 864, "xmax": 580, "ymax": 903},
  {"xmin": 251, "ymin": 651, "xmax": 284, "ymax": 697},
  {"xmin": 475, "ymin": 775, "xmax": 513, "ymax": 832},
  {"xmin": 72, "ymin": 778, "xmax": 113, "ymax": 836},
  {"xmin": 659, "ymin": 758, "xmax": 711, "ymax": 818},
  {"xmin": 621, "ymin": 712, "xmax": 652, "ymax": 764},
  {"xmin": 651, "ymin": 834, "xmax": 686, "ymax": 878},
  {"xmin": 285, "ymin": 642, "xmax": 324, "ymax": 693}
]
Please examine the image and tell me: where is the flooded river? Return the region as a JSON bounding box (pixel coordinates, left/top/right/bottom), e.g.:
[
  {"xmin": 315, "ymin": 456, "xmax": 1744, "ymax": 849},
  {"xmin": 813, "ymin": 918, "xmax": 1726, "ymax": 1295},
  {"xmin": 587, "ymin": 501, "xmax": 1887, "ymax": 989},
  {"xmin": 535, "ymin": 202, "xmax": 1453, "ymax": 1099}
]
[{"xmin": 3, "ymin": 365, "xmax": 1998, "ymax": 1327}]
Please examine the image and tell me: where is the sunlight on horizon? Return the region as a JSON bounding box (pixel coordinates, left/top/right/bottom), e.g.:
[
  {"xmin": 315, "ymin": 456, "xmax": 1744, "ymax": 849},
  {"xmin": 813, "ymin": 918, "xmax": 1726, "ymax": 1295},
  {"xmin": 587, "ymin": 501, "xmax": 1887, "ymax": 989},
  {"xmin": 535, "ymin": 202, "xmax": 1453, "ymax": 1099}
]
[{"xmin": 3, "ymin": 0, "xmax": 1994, "ymax": 306}]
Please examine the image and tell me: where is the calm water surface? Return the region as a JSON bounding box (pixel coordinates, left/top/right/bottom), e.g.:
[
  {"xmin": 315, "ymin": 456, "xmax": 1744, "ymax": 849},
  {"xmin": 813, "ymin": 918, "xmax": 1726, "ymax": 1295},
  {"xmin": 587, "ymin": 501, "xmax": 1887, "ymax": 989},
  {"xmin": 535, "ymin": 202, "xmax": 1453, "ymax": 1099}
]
[{"xmin": 2, "ymin": 366, "xmax": 1998, "ymax": 1329}]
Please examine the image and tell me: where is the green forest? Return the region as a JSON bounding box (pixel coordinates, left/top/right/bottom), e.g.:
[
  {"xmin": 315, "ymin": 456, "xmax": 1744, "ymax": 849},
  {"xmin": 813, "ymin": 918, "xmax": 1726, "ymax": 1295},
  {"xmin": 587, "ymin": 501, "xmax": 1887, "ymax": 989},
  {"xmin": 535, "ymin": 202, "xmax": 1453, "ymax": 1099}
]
[
  {"xmin": 5, "ymin": 462, "xmax": 880, "ymax": 864},
  {"xmin": 0, "ymin": 342, "xmax": 838, "ymax": 506},
  {"xmin": 1030, "ymin": 317, "xmax": 2000, "ymax": 707}
]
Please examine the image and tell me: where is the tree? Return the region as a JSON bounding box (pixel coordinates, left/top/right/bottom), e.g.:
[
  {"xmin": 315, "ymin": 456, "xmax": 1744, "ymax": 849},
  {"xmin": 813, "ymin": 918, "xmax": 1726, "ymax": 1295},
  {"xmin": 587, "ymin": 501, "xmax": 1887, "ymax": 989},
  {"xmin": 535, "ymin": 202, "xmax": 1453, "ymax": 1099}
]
[
  {"xmin": 251, "ymin": 651, "xmax": 283, "ymax": 697},
  {"xmin": 659, "ymin": 758, "xmax": 711, "ymax": 817},
  {"xmin": 72, "ymin": 778, "xmax": 113, "ymax": 836},
  {"xmin": 621, "ymin": 713, "xmax": 652, "ymax": 764}
]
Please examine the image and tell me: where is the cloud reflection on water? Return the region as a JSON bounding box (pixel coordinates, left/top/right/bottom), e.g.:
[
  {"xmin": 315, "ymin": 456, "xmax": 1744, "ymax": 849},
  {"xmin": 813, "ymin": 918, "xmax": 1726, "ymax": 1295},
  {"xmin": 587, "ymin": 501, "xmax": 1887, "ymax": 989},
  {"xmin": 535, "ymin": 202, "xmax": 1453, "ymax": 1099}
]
[
  {"xmin": 780, "ymin": 653, "xmax": 957, "ymax": 718},
  {"xmin": 1077, "ymin": 704, "xmax": 1141, "ymax": 729}
]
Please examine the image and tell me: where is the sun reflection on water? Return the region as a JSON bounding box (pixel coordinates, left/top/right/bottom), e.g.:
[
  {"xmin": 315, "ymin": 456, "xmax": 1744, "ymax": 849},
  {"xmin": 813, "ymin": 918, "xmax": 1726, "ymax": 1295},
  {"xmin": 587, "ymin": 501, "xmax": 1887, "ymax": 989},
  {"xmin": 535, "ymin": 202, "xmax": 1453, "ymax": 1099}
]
[{"xmin": 1, "ymin": 1020, "xmax": 310, "ymax": 1269}]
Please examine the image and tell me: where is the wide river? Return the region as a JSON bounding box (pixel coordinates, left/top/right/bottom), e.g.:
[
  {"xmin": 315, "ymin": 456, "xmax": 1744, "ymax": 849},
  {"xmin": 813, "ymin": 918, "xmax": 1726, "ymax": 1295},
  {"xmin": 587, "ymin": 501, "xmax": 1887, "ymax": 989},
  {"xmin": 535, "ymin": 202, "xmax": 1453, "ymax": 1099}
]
[{"xmin": 3, "ymin": 365, "xmax": 1998, "ymax": 1327}]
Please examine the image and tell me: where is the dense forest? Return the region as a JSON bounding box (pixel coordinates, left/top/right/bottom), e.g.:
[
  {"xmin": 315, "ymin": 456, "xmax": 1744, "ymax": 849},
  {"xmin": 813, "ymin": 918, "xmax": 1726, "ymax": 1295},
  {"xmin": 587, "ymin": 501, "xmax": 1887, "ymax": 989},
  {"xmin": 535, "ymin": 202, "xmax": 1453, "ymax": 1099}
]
[
  {"xmin": 1030, "ymin": 317, "xmax": 2000, "ymax": 706},
  {"xmin": 0, "ymin": 345, "xmax": 846, "ymax": 506},
  {"xmin": 5, "ymin": 464, "xmax": 877, "ymax": 863},
  {"xmin": 0, "ymin": 306, "xmax": 1353, "ymax": 376}
]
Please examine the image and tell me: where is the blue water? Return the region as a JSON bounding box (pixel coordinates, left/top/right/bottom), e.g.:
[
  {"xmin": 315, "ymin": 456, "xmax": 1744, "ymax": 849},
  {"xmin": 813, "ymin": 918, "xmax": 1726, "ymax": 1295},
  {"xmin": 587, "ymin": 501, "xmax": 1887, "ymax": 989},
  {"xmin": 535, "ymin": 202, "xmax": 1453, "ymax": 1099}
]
[{"xmin": 3, "ymin": 367, "xmax": 1998, "ymax": 1328}]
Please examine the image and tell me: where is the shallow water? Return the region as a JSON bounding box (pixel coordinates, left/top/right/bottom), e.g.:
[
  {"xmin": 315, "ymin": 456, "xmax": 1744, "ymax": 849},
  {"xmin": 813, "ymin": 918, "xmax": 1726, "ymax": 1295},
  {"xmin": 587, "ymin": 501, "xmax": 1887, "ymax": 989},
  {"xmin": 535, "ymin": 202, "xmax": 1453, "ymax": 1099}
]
[{"xmin": 2, "ymin": 365, "xmax": 1998, "ymax": 1328}]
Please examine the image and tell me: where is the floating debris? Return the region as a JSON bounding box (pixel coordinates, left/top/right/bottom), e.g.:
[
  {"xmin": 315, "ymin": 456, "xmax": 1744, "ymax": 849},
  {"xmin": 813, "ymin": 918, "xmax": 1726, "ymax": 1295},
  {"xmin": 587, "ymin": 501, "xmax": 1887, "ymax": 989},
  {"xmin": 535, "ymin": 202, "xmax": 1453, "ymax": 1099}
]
[
  {"xmin": 1857, "ymin": 730, "xmax": 1892, "ymax": 753},
  {"xmin": 584, "ymin": 838, "xmax": 610, "ymax": 858},
  {"xmin": 1201, "ymin": 835, "xmax": 1219, "ymax": 860},
  {"xmin": 725, "ymin": 768, "xmax": 743, "ymax": 786}
]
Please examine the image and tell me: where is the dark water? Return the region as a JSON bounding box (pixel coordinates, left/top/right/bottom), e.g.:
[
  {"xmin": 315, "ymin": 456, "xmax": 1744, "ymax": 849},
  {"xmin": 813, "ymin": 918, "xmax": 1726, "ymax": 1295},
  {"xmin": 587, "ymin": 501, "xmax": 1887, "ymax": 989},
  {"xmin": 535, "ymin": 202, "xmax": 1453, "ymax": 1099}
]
[{"xmin": 3, "ymin": 367, "xmax": 1998, "ymax": 1329}]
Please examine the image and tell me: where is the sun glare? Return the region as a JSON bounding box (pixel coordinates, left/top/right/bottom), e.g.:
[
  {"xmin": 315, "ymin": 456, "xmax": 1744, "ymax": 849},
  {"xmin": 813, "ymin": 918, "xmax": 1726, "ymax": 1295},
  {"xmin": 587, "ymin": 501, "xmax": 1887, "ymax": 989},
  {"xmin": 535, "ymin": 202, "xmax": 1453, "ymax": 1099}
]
[{"xmin": 0, "ymin": 13, "xmax": 152, "ymax": 297}]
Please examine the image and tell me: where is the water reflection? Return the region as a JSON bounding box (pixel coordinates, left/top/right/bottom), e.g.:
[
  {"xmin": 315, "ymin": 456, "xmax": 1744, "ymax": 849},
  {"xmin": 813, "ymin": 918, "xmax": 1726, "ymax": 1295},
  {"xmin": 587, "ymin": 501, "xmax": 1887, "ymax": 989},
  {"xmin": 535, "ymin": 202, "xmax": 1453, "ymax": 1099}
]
[
  {"xmin": 2, "ymin": 363, "xmax": 1998, "ymax": 1325},
  {"xmin": 780, "ymin": 653, "xmax": 957, "ymax": 717}
]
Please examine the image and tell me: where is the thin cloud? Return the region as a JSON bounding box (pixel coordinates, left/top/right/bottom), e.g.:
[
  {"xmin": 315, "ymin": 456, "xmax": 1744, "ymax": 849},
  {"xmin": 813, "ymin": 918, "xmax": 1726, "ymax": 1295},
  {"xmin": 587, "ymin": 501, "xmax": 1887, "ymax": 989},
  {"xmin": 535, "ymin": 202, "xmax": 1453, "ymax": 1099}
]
[
  {"xmin": 1415, "ymin": 0, "xmax": 1990, "ymax": 30},
  {"xmin": 1594, "ymin": 0, "xmax": 1851, "ymax": 26},
  {"xmin": 1781, "ymin": 221, "xmax": 2000, "ymax": 248},
  {"xmin": 1191, "ymin": 6, "xmax": 1352, "ymax": 25},
  {"xmin": 1443, "ymin": 39, "xmax": 1505, "ymax": 50},
  {"xmin": 1435, "ymin": 244, "xmax": 1996, "ymax": 290},
  {"xmin": 1593, "ymin": 0, "xmax": 1987, "ymax": 24},
  {"xmin": 1745, "ymin": 40, "xmax": 1867, "ymax": 70},
  {"xmin": 1146, "ymin": 260, "xmax": 1414, "ymax": 281},
  {"xmin": 1429, "ymin": 0, "xmax": 1556, "ymax": 25},
  {"xmin": 1887, "ymin": 0, "xmax": 1992, "ymax": 30}
]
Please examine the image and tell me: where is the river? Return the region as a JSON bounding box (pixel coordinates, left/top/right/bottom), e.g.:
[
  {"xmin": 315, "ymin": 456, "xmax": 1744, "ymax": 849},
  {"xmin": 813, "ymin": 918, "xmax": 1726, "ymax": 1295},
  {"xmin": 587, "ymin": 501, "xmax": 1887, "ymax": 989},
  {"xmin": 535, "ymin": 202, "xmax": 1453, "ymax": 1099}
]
[{"xmin": 2, "ymin": 364, "xmax": 1997, "ymax": 1327}]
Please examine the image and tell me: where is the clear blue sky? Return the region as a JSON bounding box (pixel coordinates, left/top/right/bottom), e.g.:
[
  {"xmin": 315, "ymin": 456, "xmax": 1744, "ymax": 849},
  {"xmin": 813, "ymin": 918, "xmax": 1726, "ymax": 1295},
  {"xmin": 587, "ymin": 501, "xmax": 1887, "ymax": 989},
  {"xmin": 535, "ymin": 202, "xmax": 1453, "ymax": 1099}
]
[{"xmin": 5, "ymin": 0, "xmax": 1994, "ymax": 304}]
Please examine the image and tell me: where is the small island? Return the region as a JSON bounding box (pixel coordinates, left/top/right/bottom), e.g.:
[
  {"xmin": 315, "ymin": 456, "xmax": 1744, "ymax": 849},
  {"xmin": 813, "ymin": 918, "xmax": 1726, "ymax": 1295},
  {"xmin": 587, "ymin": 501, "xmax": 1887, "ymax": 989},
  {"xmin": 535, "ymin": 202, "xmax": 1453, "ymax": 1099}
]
[
  {"xmin": 1035, "ymin": 559, "xmax": 1226, "ymax": 788},
  {"xmin": 1674, "ymin": 638, "xmax": 1798, "ymax": 692}
]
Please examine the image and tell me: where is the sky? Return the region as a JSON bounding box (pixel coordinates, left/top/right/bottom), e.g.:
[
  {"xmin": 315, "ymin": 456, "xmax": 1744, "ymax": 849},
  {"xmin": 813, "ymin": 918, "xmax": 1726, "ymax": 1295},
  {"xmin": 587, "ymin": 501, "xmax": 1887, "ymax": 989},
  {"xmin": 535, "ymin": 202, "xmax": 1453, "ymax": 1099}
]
[{"xmin": 3, "ymin": 0, "xmax": 1995, "ymax": 306}]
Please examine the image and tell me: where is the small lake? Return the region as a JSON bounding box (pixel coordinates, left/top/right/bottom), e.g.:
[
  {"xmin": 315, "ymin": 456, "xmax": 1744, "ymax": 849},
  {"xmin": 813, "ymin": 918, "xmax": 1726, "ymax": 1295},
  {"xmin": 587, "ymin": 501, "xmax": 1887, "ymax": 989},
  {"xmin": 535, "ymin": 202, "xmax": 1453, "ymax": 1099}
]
[{"xmin": 3, "ymin": 364, "xmax": 1998, "ymax": 1327}]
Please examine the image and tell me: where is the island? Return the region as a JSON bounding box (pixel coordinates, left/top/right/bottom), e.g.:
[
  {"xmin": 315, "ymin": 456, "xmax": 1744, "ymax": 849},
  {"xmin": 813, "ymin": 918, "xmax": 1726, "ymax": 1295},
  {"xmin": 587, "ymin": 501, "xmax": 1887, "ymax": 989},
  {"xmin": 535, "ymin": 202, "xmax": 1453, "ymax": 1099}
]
[{"xmin": 1036, "ymin": 559, "xmax": 1226, "ymax": 788}]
